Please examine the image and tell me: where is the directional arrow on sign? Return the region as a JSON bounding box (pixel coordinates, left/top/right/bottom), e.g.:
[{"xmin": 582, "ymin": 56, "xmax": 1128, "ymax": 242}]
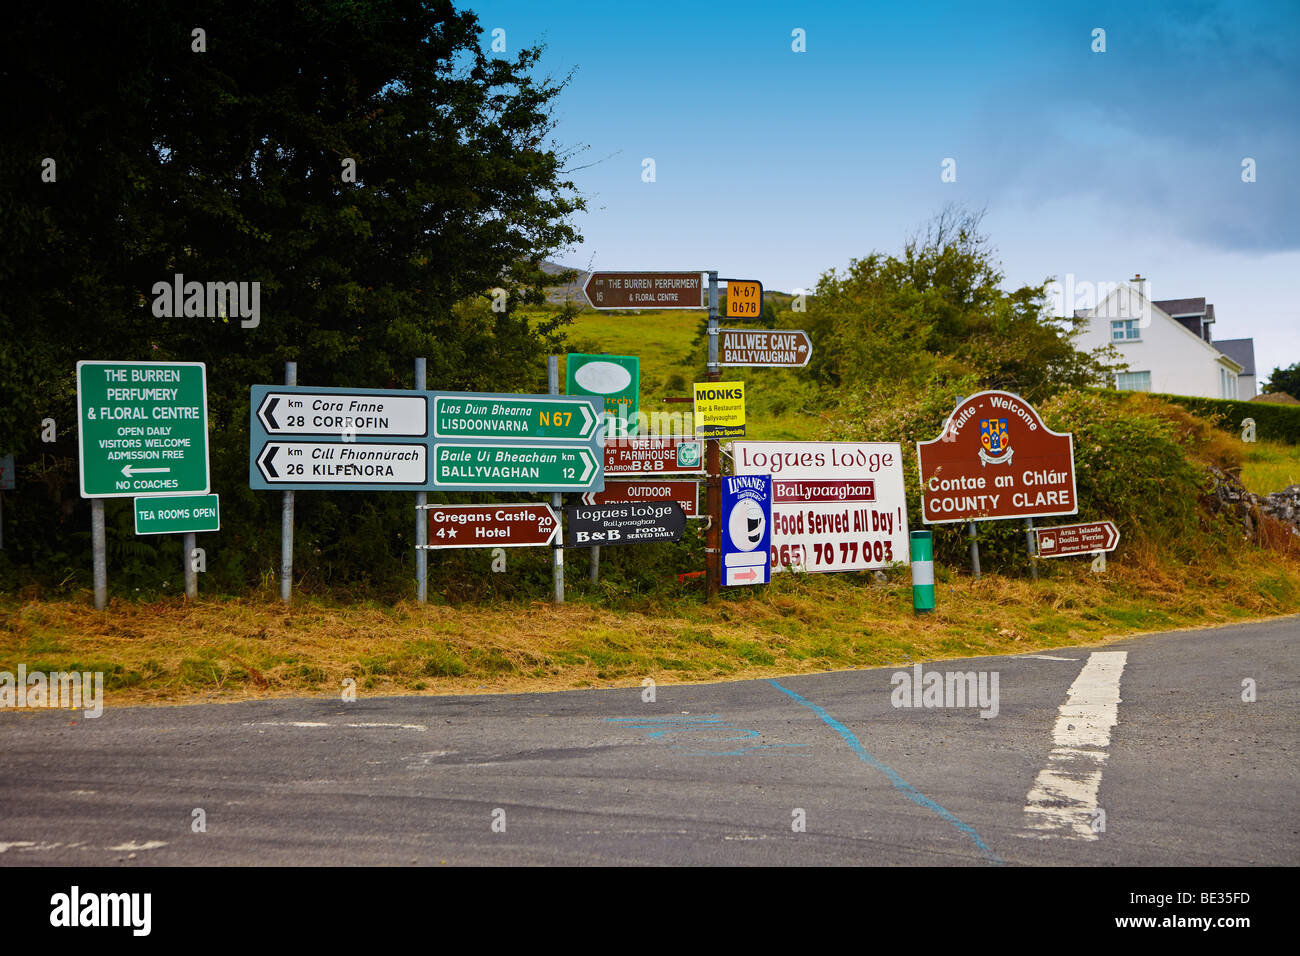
[
  {"xmin": 430, "ymin": 394, "xmax": 600, "ymax": 442},
  {"xmin": 1034, "ymin": 520, "xmax": 1120, "ymax": 558},
  {"xmin": 259, "ymin": 444, "xmax": 280, "ymax": 478},
  {"xmin": 255, "ymin": 442, "xmax": 428, "ymax": 486},
  {"xmin": 121, "ymin": 464, "xmax": 170, "ymax": 477},
  {"xmin": 255, "ymin": 390, "xmax": 427, "ymax": 437},
  {"xmin": 431, "ymin": 444, "xmax": 602, "ymax": 491},
  {"xmin": 259, "ymin": 396, "xmax": 281, "ymax": 431},
  {"xmin": 718, "ymin": 329, "xmax": 813, "ymax": 368}
]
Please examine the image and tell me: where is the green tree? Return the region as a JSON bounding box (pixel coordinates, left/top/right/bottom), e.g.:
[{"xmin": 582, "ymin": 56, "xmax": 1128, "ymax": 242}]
[
  {"xmin": 1262, "ymin": 362, "xmax": 1300, "ymax": 398},
  {"xmin": 0, "ymin": 0, "xmax": 586, "ymax": 595},
  {"xmin": 804, "ymin": 205, "xmax": 1120, "ymax": 401}
]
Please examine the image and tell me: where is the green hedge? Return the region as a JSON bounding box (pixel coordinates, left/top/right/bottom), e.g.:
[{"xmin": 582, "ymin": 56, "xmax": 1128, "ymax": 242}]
[{"xmin": 1146, "ymin": 393, "xmax": 1300, "ymax": 445}]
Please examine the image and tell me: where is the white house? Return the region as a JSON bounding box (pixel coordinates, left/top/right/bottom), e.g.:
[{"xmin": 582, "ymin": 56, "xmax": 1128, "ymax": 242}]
[
  {"xmin": 1212, "ymin": 338, "xmax": 1257, "ymax": 399},
  {"xmin": 1073, "ymin": 276, "xmax": 1248, "ymax": 400}
]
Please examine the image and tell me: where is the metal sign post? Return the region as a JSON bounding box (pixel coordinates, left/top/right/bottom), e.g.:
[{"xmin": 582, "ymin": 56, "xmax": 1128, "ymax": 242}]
[
  {"xmin": 183, "ymin": 531, "xmax": 197, "ymax": 599},
  {"xmin": 280, "ymin": 361, "xmax": 296, "ymax": 604},
  {"xmin": 548, "ymin": 356, "xmax": 565, "ymax": 604},
  {"xmin": 415, "ymin": 358, "xmax": 427, "ymax": 604},
  {"xmin": 1025, "ymin": 516, "xmax": 1037, "ymax": 580},
  {"xmin": 92, "ymin": 498, "xmax": 106, "ymax": 609},
  {"xmin": 705, "ymin": 271, "xmax": 720, "ymax": 600}
]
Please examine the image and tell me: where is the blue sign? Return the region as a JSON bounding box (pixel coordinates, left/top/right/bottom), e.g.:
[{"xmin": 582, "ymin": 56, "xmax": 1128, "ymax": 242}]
[
  {"xmin": 248, "ymin": 385, "xmax": 604, "ymax": 493},
  {"xmin": 721, "ymin": 474, "xmax": 771, "ymax": 587}
]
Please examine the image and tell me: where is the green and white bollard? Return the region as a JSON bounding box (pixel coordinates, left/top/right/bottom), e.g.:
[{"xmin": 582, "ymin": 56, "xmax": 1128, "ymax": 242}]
[{"xmin": 911, "ymin": 529, "xmax": 935, "ymax": 613}]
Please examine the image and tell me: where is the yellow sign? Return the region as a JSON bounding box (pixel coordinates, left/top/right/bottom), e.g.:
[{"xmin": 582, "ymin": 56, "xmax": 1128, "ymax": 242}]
[
  {"xmin": 693, "ymin": 381, "xmax": 746, "ymax": 438},
  {"xmin": 725, "ymin": 280, "xmax": 762, "ymax": 318}
]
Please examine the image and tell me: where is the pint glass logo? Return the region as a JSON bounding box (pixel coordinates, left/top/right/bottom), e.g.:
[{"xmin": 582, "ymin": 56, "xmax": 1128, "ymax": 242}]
[{"xmin": 979, "ymin": 418, "xmax": 1012, "ymax": 466}]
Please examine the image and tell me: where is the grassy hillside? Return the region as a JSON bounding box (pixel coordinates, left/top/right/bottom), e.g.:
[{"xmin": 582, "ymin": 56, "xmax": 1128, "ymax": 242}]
[
  {"xmin": 1241, "ymin": 439, "xmax": 1300, "ymax": 494},
  {"xmin": 557, "ymin": 308, "xmax": 827, "ymax": 441}
]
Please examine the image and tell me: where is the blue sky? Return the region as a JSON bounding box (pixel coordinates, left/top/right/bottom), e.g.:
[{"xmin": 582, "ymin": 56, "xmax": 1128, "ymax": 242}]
[{"xmin": 469, "ymin": 0, "xmax": 1300, "ymax": 378}]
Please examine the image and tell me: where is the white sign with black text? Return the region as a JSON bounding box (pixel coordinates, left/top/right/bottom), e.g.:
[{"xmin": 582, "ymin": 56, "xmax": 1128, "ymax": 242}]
[{"xmin": 733, "ymin": 441, "xmax": 910, "ymax": 573}]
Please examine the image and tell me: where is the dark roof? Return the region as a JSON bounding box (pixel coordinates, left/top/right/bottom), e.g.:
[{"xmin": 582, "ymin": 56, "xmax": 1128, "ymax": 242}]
[
  {"xmin": 1153, "ymin": 297, "xmax": 1207, "ymax": 316},
  {"xmin": 1214, "ymin": 338, "xmax": 1256, "ymax": 375}
]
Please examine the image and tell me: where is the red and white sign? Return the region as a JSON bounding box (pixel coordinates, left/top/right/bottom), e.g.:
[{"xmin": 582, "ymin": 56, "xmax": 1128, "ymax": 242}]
[
  {"xmin": 1035, "ymin": 521, "xmax": 1119, "ymax": 558},
  {"xmin": 917, "ymin": 391, "xmax": 1077, "ymax": 524},
  {"xmin": 604, "ymin": 437, "xmax": 704, "ymax": 475},
  {"xmin": 581, "ymin": 479, "xmax": 699, "ymax": 517},
  {"xmin": 734, "ymin": 441, "xmax": 910, "ymax": 573},
  {"xmin": 421, "ymin": 503, "xmax": 558, "ymax": 549}
]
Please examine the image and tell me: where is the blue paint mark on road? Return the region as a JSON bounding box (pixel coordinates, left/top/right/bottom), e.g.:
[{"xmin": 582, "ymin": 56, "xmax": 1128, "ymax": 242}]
[
  {"xmin": 607, "ymin": 715, "xmax": 811, "ymax": 757},
  {"xmin": 768, "ymin": 679, "xmax": 1005, "ymax": 865}
]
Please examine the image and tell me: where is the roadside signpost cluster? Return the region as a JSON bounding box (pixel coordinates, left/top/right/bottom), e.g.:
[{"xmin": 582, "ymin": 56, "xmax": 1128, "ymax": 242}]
[{"xmin": 69, "ymin": 271, "xmax": 1115, "ymax": 611}]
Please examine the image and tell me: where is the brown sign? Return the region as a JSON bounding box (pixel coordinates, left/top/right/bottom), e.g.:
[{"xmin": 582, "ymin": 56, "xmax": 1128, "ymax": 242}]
[
  {"xmin": 583, "ymin": 272, "xmax": 703, "ymax": 310},
  {"xmin": 604, "ymin": 437, "xmax": 704, "ymax": 475},
  {"xmin": 719, "ymin": 329, "xmax": 812, "ymax": 367},
  {"xmin": 917, "ymin": 391, "xmax": 1076, "ymax": 523},
  {"xmin": 582, "ymin": 479, "xmax": 699, "ymax": 516},
  {"xmin": 423, "ymin": 503, "xmax": 558, "ymax": 549},
  {"xmin": 1035, "ymin": 521, "xmax": 1119, "ymax": 558}
]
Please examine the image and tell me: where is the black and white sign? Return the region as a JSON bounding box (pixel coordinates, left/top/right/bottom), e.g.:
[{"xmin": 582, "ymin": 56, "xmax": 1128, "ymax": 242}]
[{"xmin": 564, "ymin": 502, "xmax": 686, "ymax": 547}]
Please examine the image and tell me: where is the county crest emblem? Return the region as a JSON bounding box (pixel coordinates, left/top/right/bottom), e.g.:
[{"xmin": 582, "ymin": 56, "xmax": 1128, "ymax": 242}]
[{"xmin": 979, "ymin": 418, "xmax": 1012, "ymax": 466}]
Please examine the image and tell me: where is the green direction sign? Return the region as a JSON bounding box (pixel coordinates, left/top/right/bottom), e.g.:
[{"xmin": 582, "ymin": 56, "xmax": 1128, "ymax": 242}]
[
  {"xmin": 566, "ymin": 354, "xmax": 639, "ymax": 437},
  {"xmin": 431, "ymin": 393, "xmax": 600, "ymax": 442},
  {"xmin": 77, "ymin": 361, "xmax": 210, "ymax": 498},
  {"xmin": 433, "ymin": 444, "xmax": 601, "ymax": 491},
  {"xmin": 134, "ymin": 494, "xmax": 220, "ymax": 535}
]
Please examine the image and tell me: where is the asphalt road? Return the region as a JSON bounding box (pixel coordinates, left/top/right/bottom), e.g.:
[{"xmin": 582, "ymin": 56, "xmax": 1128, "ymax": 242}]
[{"xmin": 1, "ymin": 617, "xmax": 1296, "ymax": 866}]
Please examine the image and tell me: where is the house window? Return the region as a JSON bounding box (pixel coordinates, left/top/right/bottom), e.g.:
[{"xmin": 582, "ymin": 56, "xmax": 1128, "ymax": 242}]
[
  {"xmin": 1111, "ymin": 319, "xmax": 1141, "ymax": 341},
  {"xmin": 1116, "ymin": 371, "xmax": 1151, "ymax": 392},
  {"xmin": 1220, "ymin": 368, "xmax": 1238, "ymax": 400}
]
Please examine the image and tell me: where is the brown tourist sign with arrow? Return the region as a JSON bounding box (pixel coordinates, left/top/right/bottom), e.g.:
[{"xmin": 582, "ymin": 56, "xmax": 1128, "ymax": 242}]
[
  {"xmin": 718, "ymin": 329, "xmax": 812, "ymax": 367},
  {"xmin": 1034, "ymin": 521, "xmax": 1120, "ymax": 558}
]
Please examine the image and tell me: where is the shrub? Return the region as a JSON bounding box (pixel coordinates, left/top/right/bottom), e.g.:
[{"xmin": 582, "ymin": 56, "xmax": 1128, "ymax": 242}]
[{"xmin": 1148, "ymin": 392, "xmax": 1300, "ymax": 445}]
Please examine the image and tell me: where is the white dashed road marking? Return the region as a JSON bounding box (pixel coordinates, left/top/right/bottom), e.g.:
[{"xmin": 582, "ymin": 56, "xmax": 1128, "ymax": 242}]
[
  {"xmin": 1021, "ymin": 650, "xmax": 1127, "ymax": 840},
  {"xmin": 244, "ymin": 721, "xmax": 426, "ymax": 732}
]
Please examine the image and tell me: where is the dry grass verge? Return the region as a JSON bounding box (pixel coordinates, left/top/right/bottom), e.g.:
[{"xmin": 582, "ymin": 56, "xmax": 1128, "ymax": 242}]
[{"xmin": 3, "ymin": 544, "xmax": 1297, "ymax": 709}]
